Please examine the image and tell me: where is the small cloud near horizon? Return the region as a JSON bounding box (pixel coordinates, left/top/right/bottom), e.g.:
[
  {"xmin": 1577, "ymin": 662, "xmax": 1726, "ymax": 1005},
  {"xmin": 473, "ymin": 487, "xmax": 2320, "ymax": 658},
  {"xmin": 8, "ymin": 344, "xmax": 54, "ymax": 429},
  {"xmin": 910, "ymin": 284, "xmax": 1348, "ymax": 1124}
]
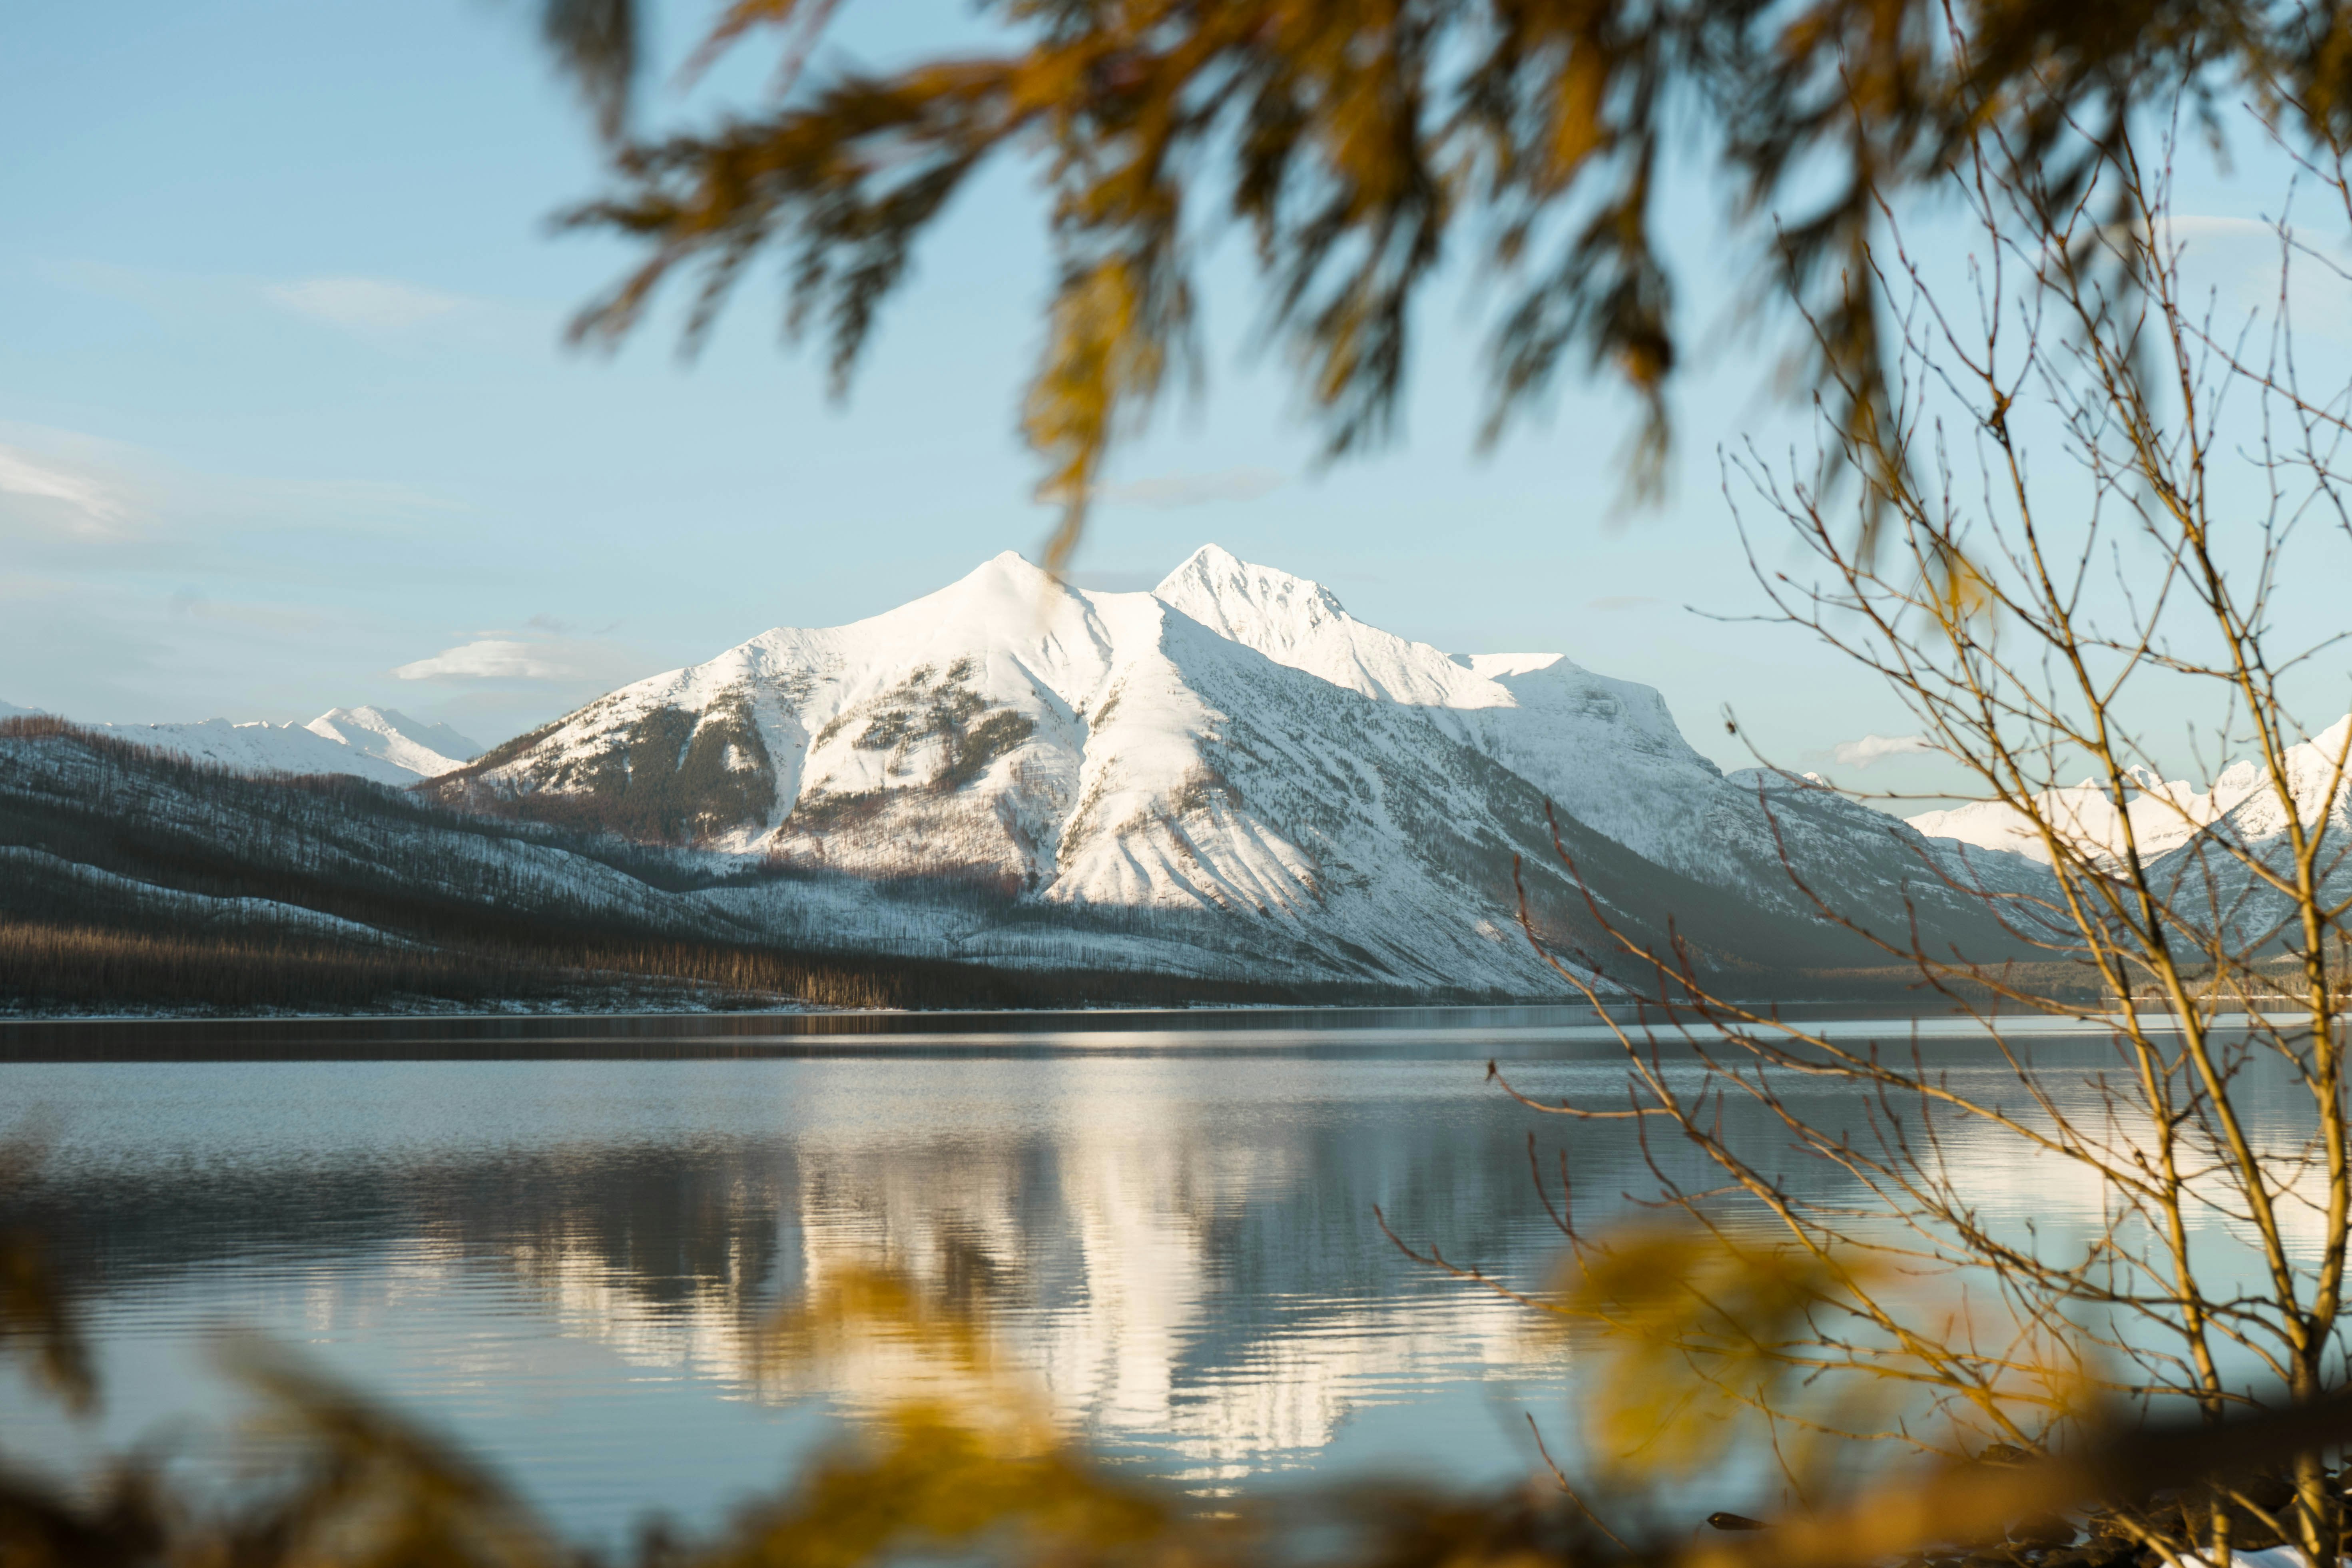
[
  {"xmin": 1098, "ymin": 466, "xmax": 1286, "ymax": 508},
  {"xmin": 1832, "ymin": 733, "xmax": 1936, "ymax": 768},
  {"xmin": 264, "ymin": 276, "xmax": 472, "ymax": 333},
  {"xmin": 394, "ymin": 639, "xmax": 580, "ymax": 682}
]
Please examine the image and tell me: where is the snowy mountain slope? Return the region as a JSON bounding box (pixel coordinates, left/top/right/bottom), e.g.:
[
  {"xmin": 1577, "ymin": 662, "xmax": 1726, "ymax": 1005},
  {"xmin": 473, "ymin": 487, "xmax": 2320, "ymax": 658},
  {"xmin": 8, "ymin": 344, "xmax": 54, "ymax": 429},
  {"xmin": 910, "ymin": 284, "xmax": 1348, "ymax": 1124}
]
[
  {"xmin": 432, "ymin": 548, "xmax": 2044, "ymax": 990},
  {"xmin": 1911, "ymin": 767, "xmax": 2230, "ymax": 865},
  {"xmin": 1908, "ymin": 719, "xmax": 2352, "ymax": 867},
  {"xmin": 41, "ymin": 707, "xmax": 478, "ymax": 785},
  {"xmin": 1154, "ymin": 545, "xmax": 2043, "ymax": 932},
  {"xmin": 305, "ymin": 706, "xmax": 479, "ymax": 776},
  {"xmin": 1153, "ymin": 547, "xmax": 1706, "ymax": 860},
  {"xmin": 2197, "ymin": 715, "xmax": 2352, "ymax": 849},
  {"xmin": 94, "ymin": 718, "xmax": 424, "ymax": 785},
  {"xmin": 0, "ymin": 699, "xmax": 38, "ymax": 718},
  {"xmin": 2134, "ymin": 717, "xmax": 2352, "ymax": 944}
]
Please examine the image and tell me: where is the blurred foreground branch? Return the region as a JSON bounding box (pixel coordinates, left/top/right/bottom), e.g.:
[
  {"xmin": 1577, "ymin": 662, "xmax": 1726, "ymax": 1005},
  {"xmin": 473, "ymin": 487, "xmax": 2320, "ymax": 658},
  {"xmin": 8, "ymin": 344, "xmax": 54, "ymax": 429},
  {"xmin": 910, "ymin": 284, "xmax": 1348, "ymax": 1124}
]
[{"xmin": 535, "ymin": 0, "xmax": 2352, "ymax": 563}]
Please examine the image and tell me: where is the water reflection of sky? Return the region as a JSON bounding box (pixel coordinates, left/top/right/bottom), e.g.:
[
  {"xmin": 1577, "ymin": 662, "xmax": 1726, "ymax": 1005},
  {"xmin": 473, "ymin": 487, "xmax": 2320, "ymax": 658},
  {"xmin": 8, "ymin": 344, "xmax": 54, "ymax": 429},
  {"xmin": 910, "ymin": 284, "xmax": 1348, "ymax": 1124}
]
[{"xmin": 1, "ymin": 1018, "xmax": 2327, "ymax": 1545}]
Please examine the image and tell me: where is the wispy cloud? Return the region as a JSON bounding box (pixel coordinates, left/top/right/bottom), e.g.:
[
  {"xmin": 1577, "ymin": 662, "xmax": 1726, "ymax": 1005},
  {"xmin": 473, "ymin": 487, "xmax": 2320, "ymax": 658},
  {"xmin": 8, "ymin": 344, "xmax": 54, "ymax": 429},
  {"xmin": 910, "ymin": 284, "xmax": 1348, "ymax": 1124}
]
[
  {"xmin": 1099, "ymin": 466, "xmax": 1286, "ymax": 508},
  {"xmin": 0, "ymin": 420, "xmax": 472, "ymax": 577},
  {"xmin": 46, "ymin": 260, "xmax": 535, "ymax": 350},
  {"xmin": 2149, "ymin": 214, "xmax": 2287, "ymax": 245},
  {"xmin": 166, "ymin": 587, "xmax": 329, "ymax": 635},
  {"xmin": 393, "ymin": 639, "xmax": 580, "ymax": 682},
  {"xmin": 1833, "ymin": 733, "xmax": 1936, "ymax": 769},
  {"xmin": 520, "ymin": 612, "xmax": 621, "ymax": 636},
  {"xmin": 0, "ymin": 445, "xmax": 130, "ymax": 532},
  {"xmin": 264, "ymin": 276, "xmax": 471, "ymax": 333}
]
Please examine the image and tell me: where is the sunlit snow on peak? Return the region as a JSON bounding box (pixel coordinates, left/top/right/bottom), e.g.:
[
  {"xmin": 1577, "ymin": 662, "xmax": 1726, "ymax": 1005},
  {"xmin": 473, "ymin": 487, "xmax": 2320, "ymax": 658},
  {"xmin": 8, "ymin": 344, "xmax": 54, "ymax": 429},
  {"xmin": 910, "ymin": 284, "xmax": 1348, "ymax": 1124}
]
[{"xmin": 306, "ymin": 705, "xmax": 481, "ymax": 777}]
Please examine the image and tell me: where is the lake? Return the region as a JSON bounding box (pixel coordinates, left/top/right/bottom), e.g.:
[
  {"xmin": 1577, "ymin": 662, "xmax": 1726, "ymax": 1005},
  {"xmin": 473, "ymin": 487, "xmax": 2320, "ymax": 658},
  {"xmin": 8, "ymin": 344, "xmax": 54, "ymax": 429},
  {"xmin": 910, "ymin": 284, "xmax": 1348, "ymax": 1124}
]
[{"xmin": 0, "ymin": 1006, "xmax": 2306, "ymax": 1548}]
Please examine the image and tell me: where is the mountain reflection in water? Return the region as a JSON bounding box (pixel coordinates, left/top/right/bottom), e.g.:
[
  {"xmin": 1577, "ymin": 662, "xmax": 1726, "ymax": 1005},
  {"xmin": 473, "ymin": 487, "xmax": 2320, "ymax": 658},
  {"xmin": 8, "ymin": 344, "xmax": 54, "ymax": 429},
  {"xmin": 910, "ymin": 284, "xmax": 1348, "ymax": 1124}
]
[{"xmin": 0, "ymin": 1016, "xmax": 2312, "ymax": 1544}]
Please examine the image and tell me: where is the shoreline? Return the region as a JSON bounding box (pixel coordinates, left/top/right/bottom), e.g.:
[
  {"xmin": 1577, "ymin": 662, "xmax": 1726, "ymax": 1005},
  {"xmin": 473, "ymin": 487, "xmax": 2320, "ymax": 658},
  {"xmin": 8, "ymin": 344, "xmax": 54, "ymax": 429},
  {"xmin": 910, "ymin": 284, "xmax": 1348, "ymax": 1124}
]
[{"xmin": 0, "ymin": 1001, "xmax": 2300, "ymax": 1065}]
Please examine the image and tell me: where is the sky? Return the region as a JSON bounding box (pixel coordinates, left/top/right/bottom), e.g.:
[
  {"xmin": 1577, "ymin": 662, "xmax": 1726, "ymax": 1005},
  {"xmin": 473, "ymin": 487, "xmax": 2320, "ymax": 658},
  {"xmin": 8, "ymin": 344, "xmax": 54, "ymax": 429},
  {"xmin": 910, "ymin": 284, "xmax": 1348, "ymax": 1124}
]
[{"xmin": 4, "ymin": 0, "xmax": 2346, "ymax": 800}]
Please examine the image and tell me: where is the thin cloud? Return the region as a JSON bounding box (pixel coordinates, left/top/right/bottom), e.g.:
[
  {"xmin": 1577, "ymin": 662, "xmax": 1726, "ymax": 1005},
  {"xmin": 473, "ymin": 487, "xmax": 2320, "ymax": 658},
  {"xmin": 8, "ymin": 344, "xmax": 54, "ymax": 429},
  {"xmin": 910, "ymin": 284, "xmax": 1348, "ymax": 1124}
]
[
  {"xmin": 0, "ymin": 445, "xmax": 130, "ymax": 531},
  {"xmin": 2153, "ymin": 215, "xmax": 2286, "ymax": 244},
  {"xmin": 265, "ymin": 276, "xmax": 470, "ymax": 333},
  {"xmin": 259, "ymin": 475, "xmax": 470, "ymax": 514},
  {"xmin": 48, "ymin": 261, "xmax": 535, "ymax": 349},
  {"xmin": 165, "ymin": 588, "xmax": 329, "ymax": 635},
  {"xmin": 1833, "ymin": 733, "xmax": 1936, "ymax": 768},
  {"xmin": 0, "ymin": 421, "xmax": 466, "ymax": 561},
  {"xmin": 393, "ymin": 639, "xmax": 579, "ymax": 682},
  {"xmin": 1099, "ymin": 466, "xmax": 1286, "ymax": 508}
]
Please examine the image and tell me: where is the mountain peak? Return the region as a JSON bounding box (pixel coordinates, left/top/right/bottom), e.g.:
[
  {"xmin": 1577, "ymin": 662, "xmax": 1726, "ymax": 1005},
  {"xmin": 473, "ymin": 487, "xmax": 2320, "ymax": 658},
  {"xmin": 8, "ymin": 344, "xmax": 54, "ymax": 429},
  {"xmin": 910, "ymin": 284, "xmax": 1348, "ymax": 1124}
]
[
  {"xmin": 872, "ymin": 548, "xmax": 1086, "ymax": 644},
  {"xmin": 1154, "ymin": 544, "xmax": 1347, "ymax": 642},
  {"xmin": 305, "ymin": 705, "xmax": 479, "ymax": 773}
]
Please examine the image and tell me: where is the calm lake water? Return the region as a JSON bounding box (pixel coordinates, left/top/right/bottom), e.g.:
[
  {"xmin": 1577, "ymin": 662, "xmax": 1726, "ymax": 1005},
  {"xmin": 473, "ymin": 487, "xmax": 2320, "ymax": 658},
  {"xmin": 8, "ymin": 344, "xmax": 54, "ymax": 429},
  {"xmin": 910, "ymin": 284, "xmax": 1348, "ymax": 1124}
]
[{"xmin": 0, "ymin": 1006, "xmax": 2309, "ymax": 1547}]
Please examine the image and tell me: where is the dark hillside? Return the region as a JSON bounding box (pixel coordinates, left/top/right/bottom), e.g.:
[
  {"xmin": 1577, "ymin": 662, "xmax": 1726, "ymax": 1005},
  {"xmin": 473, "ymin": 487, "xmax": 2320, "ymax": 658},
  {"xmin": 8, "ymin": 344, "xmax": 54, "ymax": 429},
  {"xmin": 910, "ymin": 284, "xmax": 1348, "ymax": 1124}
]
[
  {"xmin": 0, "ymin": 718, "xmax": 2075, "ymax": 1012},
  {"xmin": 0, "ymin": 721, "xmax": 1496, "ymax": 1012}
]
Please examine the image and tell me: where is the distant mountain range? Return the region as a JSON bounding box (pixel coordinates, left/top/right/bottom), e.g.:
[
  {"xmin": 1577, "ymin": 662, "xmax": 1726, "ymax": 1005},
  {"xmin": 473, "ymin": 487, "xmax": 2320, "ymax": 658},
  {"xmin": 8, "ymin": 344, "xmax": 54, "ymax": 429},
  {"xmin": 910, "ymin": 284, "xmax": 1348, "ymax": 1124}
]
[
  {"xmin": 1906, "ymin": 723, "xmax": 2352, "ymax": 867},
  {"xmin": 19, "ymin": 546, "xmax": 2348, "ymax": 1001},
  {"xmin": 0, "ymin": 704, "xmax": 477, "ymax": 786}
]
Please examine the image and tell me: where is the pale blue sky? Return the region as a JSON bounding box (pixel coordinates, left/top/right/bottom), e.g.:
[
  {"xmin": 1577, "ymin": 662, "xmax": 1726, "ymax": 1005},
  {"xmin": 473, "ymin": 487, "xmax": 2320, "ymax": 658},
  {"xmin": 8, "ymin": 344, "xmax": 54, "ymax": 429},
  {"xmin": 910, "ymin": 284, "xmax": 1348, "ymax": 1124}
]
[{"xmin": 3, "ymin": 0, "xmax": 2342, "ymax": 797}]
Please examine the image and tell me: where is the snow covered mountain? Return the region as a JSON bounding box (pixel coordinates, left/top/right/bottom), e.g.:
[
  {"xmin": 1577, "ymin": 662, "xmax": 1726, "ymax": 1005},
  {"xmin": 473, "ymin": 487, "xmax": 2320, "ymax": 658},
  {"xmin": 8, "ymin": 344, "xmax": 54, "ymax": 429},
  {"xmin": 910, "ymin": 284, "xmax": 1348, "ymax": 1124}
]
[
  {"xmin": 76, "ymin": 706, "xmax": 478, "ymax": 786},
  {"xmin": 305, "ymin": 706, "xmax": 480, "ymax": 777},
  {"xmin": 428, "ymin": 546, "xmax": 2039, "ymax": 991},
  {"xmin": 1907, "ymin": 718, "xmax": 2352, "ymax": 867},
  {"xmin": 1151, "ymin": 547, "xmax": 2034, "ymax": 925}
]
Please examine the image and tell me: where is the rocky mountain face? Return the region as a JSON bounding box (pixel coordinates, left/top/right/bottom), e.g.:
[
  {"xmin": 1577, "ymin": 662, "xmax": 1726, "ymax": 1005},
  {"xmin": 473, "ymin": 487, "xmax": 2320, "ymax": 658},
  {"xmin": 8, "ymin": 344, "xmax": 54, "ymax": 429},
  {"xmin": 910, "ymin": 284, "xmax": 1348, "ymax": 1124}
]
[{"xmin": 426, "ymin": 547, "xmax": 2043, "ymax": 993}]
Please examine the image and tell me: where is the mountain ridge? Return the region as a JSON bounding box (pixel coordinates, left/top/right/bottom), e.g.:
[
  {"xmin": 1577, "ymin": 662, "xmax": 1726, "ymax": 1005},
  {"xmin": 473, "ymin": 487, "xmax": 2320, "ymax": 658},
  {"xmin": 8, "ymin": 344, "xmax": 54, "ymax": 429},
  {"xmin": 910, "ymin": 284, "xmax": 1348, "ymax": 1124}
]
[{"xmin": 1906, "ymin": 717, "xmax": 2352, "ymax": 867}]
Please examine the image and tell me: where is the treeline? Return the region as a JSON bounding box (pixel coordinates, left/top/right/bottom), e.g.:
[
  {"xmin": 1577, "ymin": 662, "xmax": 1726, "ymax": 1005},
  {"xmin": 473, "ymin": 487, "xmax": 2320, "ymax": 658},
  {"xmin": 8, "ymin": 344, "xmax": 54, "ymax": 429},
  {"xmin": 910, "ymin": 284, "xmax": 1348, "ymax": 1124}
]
[
  {"xmin": 0, "ymin": 920, "xmax": 574, "ymax": 1013},
  {"xmin": 0, "ymin": 918, "xmax": 1379, "ymax": 1014}
]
